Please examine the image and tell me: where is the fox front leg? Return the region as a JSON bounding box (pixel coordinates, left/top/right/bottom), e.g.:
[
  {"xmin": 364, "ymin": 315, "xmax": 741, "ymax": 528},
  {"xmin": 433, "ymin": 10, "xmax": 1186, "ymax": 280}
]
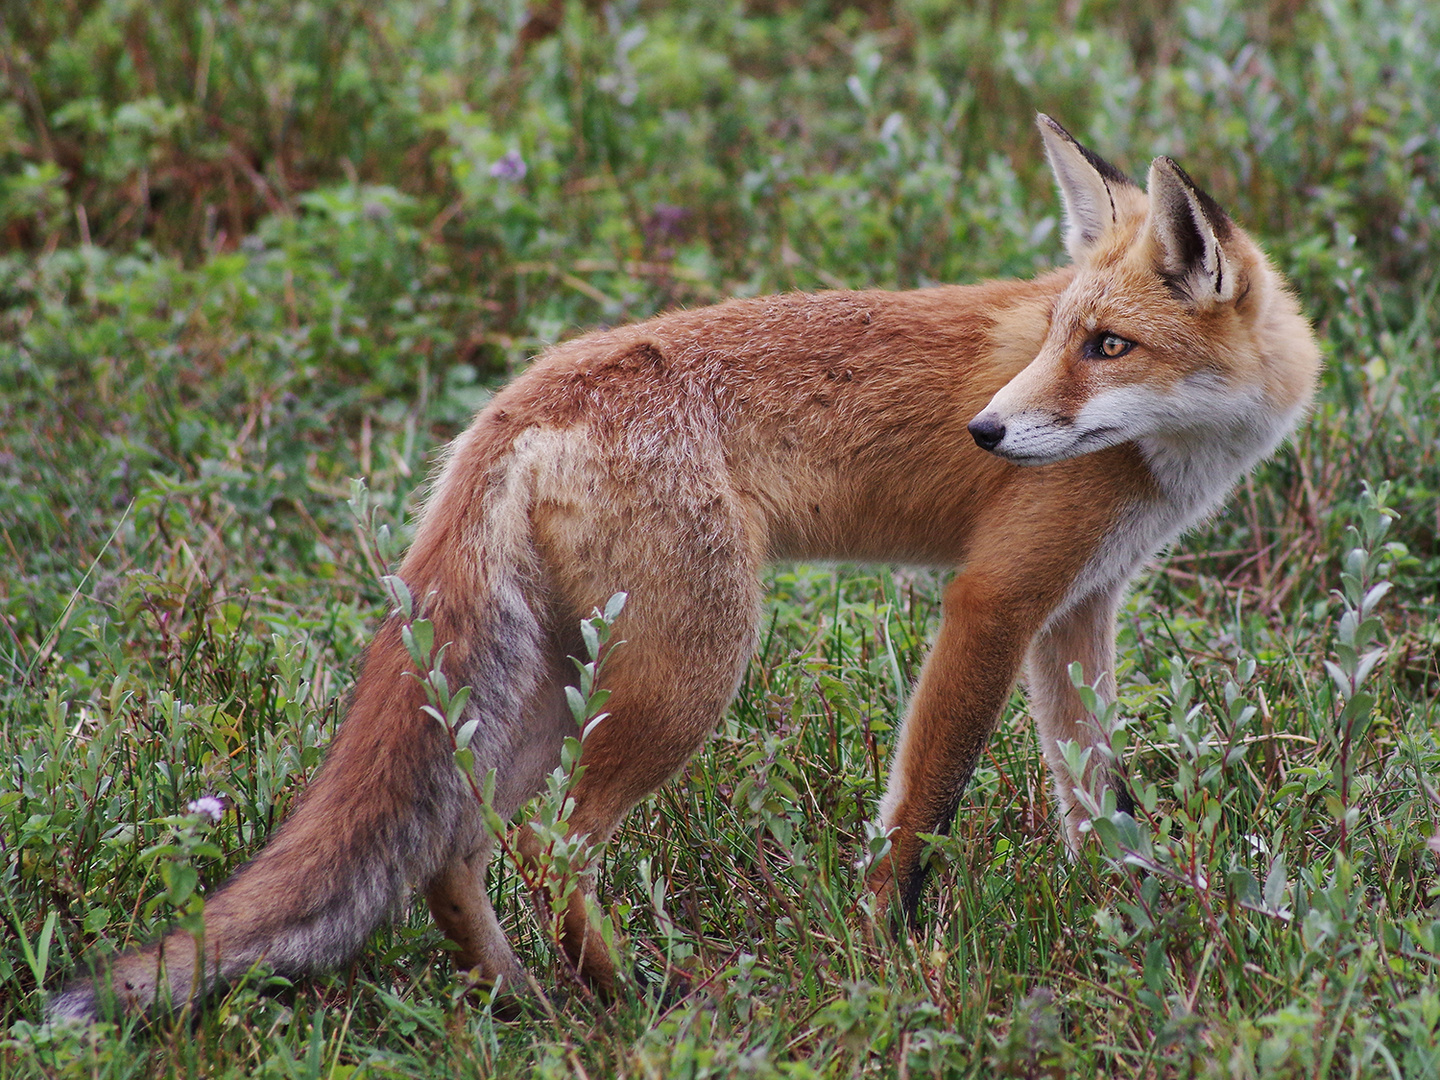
[
  {"xmin": 1024, "ymin": 584, "xmax": 1135, "ymax": 850},
  {"xmin": 867, "ymin": 568, "xmax": 1051, "ymax": 922}
]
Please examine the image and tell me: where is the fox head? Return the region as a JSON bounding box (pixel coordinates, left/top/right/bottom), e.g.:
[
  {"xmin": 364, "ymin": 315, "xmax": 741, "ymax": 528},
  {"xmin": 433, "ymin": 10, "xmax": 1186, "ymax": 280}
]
[{"xmin": 968, "ymin": 115, "xmax": 1316, "ymax": 468}]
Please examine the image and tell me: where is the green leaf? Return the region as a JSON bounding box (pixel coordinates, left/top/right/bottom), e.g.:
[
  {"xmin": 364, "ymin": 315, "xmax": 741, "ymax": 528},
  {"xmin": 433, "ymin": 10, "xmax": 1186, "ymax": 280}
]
[
  {"xmin": 582, "ymin": 711, "xmax": 609, "ymax": 739},
  {"xmin": 347, "ymin": 477, "xmax": 370, "ymax": 522},
  {"xmin": 383, "ymin": 575, "xmax": 413, "ymax": 620},
  {"xmin": 412, "ymin": 619, "xmax": 435, "ymax": 664},
  {"xmin": 447, "ymin": 684, "xmax": 473, "ymax": 725},
  {"xmin": 1323, "ymin": 659, "xmax": 1353, "ymax": 700},
  {"xmin": 585, "ymin": 687, "xmax": 611, "ymax": 719},
  {"xmin": 580, "ymin": 618, "xmax": 600, "ymax": 663},
  {"xmin": 428, "ymin": 668, "xmax": 450, "ymax": 702},
  {"xmin": 566, "ymin": 685, "xmax": 587, "ymax": 725},
  {"xmin": 1264, "ymin": 853, "xmax": 1290, "ymax": 913},
  {"xmin": 165, "ymin": 862, "xmax": 199, "ymax": 906},
  {"xmin": 401, "ymin": 619, "xmax": 434, "ymax": 668}
]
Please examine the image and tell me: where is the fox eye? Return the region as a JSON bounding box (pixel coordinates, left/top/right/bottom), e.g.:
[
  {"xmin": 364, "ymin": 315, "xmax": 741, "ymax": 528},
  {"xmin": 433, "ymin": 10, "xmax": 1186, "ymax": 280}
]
[{"xmin": 1095, "ymin": 332, "xmax": 1135, "ymax": 359}]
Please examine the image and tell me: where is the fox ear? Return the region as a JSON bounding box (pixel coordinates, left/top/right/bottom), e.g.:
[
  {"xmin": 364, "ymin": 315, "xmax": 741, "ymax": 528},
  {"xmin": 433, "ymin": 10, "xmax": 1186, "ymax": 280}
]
[
  {"xmin": 1145, "ymin": 157, "xmax": 1239, "ymax": 306},
  {"xmin": 1037, "ymin": 114, "xmax": 1134, "ymax": 260}
]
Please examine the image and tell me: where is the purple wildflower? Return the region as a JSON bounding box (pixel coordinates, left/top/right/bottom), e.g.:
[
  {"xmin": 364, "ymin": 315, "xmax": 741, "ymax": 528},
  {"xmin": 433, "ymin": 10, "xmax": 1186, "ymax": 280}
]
[
  {"xmin": 489, "ymin": 150, "xmax": 527, "ymax": 183},
  {"xmin": 188, "ymin": 796, "xmax": 225, "ymax": 823},
  {"xmin": 644, "ymin": 203, "xmax": 690, "ymax": 246}
]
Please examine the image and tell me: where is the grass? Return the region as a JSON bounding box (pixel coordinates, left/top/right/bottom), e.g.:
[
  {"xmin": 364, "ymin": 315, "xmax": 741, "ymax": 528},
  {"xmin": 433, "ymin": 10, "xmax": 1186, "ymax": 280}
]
[{"xmin": 2, "ymin": 0, "xmax": 1439, "ymax": 1075}]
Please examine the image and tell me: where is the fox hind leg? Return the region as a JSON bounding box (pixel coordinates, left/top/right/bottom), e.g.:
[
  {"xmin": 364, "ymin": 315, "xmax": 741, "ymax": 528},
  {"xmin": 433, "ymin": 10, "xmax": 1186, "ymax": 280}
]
[
  {"xmin": 516, "ymin": 587, "xmax": 760, "ymax": 996},
  {"xmin": 422, "ymin": 642, "xmax": 580, "ymax": 999},
  {"xmin": 425, "ymin": 833, "xmax": 529, "ymax": 997}
]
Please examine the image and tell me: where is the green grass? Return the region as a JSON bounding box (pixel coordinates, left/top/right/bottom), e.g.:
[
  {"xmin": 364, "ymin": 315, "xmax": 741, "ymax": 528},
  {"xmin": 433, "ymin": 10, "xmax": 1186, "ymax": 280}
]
[{"xmin": 3, "ymin": 0, "xmax": 1440, "ymax": 1075}]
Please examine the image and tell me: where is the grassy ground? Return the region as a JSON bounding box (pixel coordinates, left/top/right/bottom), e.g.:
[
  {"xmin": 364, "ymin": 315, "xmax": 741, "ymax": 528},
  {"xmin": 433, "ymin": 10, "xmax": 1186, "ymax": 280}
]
[{"xmin": 3, "ymin": 0, "xmax": 1439, "ymax": 1075}]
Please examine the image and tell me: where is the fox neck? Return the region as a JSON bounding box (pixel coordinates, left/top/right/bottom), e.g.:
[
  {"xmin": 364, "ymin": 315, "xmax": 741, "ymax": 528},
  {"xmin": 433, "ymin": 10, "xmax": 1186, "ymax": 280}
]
[{"xmin": 1137, "ymin": 390, "xmax": 1301, "ymax": 528}]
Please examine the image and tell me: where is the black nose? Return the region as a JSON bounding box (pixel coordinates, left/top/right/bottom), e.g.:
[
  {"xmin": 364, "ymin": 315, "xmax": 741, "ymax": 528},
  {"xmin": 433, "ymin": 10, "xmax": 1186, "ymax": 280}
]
[{"xmin": 968, "ymin": 415, "xmax": 1006, "ymax": 452}]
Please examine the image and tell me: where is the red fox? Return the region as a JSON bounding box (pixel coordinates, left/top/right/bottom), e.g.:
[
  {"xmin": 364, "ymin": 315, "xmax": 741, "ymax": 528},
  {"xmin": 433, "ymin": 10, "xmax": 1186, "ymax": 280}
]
[{"xmin": 50, "ymin": 116, "xmax": 1319, "ymax": 1020}]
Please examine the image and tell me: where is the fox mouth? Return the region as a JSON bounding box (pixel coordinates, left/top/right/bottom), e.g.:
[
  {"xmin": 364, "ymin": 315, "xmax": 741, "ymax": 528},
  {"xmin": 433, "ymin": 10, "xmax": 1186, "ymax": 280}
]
[
  {"xmin": 979, "ymin": 424, "xmax": 1124, "ymax": 465},
  {"xmin": 1074, "ymin": 424, "xmax": 1123, "ymax": 448}
]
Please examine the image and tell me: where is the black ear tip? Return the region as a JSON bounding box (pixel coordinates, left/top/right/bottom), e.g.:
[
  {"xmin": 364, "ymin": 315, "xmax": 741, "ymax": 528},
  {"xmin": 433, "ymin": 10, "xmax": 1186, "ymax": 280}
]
[
  {"xmin": 1153, "ymin": 156, "xmax": 1192, "ymax": 186},
  {"xmin": 1151, "ymin": 156, "xmax": 1198, "ymax": 194},
  {"xmin": 1150, "ymin": 155, "xmax": 1234, "ymax": 236},
  {"xmin": 1036, "ymin": 113, "xmax": 1069, "ymax": 139}
]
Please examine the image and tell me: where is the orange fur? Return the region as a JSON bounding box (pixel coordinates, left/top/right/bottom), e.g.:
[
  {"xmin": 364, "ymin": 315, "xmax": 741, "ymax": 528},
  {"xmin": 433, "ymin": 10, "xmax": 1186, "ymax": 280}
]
[{"xmin": 50, "ymin": 116, "xmax": 1319, "ymax": 1020}]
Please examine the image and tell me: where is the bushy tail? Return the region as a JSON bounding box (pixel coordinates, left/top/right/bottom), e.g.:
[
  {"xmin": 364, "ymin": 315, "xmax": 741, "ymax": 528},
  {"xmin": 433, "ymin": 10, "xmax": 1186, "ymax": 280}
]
[{"xmin": 49, "ymin": 569, "xmax": 548, "ymax": 1022}]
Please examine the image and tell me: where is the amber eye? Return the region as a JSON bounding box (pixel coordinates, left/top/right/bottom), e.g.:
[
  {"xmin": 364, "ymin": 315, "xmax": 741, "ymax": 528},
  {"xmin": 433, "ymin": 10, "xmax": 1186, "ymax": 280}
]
[{"xmin": 1096, "ymin": 332, "xmax": 1135, "ymax": 358}]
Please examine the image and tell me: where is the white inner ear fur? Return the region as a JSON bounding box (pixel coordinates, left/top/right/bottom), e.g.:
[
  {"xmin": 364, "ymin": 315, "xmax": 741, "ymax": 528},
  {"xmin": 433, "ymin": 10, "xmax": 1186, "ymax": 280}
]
[
  {"xmin": 1039, "ymin": 121, "xmax": 1117, "ymax": 260},
  {"xmin": 1145, "ymin": 159, "xmax": 1238, "ymax": 305}
]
